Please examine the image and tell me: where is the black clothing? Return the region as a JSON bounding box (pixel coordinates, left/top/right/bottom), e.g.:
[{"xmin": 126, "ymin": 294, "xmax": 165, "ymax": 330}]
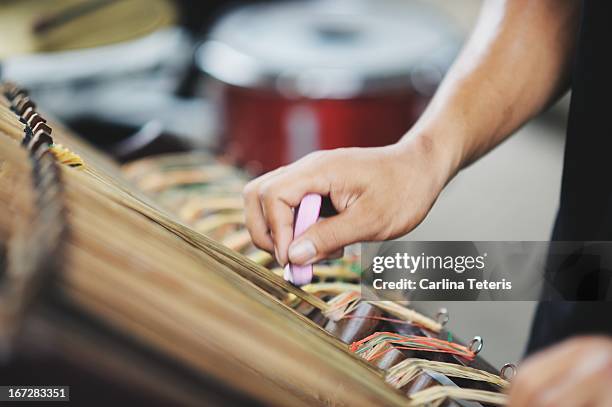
[{"xmin": 527, "ymin": 1, "xmax": 612, "ymax": 353}]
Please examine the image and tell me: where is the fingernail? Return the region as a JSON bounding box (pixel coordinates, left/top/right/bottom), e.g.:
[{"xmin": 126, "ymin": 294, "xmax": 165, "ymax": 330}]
[{"xmin": 288, "ymin": 240, "xmax": 317, "ymax": 265}]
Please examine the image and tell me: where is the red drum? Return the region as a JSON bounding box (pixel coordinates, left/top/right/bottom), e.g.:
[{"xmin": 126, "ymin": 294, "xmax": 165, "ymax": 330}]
[{"xmin": 197, "ymin": 0, "xmax": 459, "ymax": 173}]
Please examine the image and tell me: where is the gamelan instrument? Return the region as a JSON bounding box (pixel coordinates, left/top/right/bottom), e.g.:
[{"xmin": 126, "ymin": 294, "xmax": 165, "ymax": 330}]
[{"xmin": 0, "ymin": 81, "xmax": 514, "ymax": 406}]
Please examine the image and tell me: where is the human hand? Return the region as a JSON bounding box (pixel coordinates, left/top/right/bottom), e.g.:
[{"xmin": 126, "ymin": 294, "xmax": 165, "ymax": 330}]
[
  {"xmin": 242, "ymin": 136, "xmax": 455, "ymax": 266},
  {"xmin": 508, "ymin": 336, "xmax": 612, "ymax": 406}
]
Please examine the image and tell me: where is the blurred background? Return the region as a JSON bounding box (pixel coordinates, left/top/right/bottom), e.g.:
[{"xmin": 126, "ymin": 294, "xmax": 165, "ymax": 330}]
[{"xmin": 0, "ymin": 0, "xmax": 569, "ymax": 369}]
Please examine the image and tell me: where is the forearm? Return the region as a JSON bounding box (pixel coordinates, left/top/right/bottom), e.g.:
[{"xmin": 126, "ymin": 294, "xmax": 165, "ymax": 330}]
[
  {"xmin": 243, "ymin": 1, "xmax": 582, "ymax": 262},
  {"xmin": 401, "ymin": 0, "xmax": 580, "ymax": 182}
]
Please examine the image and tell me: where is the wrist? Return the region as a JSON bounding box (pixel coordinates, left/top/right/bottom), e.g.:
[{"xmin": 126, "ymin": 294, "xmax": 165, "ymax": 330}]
[{"xmin": 393, "ymin": 125, "xmax": 464, "ymax": 190}]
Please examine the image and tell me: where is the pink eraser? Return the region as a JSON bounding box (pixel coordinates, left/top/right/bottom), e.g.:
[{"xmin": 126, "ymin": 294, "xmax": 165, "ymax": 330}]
[{"xmin": 283, "ymin": 193, "xmax": 322, "ymax": 286}]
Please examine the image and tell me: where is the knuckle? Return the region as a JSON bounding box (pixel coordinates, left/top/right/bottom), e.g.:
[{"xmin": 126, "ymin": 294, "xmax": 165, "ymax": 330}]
[
  {"xmin": 257, "ymin": 178, "xmax": 285, "ymax": 204},
  {"xmin": 242, "ymin": 181, "xmax": 256, "ymax": 199},
  {"xmin": 257, "ymin": 180, "xmax": 273, "ymax": 201}
]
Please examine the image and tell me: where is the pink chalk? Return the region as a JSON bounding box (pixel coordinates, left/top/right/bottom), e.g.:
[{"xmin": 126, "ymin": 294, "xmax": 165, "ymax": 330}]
[{"xmin": 283, "ymin": 193, "xmax": 322, "ymax": 286}]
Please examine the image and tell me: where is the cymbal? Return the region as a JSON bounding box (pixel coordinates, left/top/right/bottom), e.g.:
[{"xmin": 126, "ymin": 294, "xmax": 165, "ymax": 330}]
[{"xmin": 0, "ymin": 0, "xmax": 176, "ymax": 58}]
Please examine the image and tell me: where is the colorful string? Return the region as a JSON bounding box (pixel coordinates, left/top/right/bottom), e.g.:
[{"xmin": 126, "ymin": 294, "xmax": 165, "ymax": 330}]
[{"xmin": 350, "ymin": 332, "xmax": 476, "ymax": 361}]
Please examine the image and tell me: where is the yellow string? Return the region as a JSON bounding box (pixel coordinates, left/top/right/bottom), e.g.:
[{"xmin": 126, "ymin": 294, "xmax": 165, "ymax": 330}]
[{"xmin": 49, "ymin": 143, "xmax": 85, "ymax": 168}]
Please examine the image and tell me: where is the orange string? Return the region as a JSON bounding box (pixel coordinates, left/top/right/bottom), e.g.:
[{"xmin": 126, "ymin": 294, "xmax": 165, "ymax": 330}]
[{"xmin": 349, "ymin": 332, "xmax": 475, "ymax": 361}]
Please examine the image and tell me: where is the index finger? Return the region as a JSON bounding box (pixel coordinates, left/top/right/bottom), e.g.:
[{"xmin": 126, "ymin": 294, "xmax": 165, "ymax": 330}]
[{"xmin": 242, "ymin": 167, "xmax": 287, "ymax": 252}]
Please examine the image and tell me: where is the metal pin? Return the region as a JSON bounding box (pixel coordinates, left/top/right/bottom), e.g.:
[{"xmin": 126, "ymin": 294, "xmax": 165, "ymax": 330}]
[
  {"xmin": 468, "ymin": 336, "xmax": 483, "ymax": 354},
  {"xmin": 500, "ymin": 363, "xmax": 517, "ymax": 380}
]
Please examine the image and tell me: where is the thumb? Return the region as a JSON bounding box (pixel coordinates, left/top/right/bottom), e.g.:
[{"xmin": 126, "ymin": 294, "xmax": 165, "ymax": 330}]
[{"xmin": 287, "ymin": 209, "xmax": 366, "ymax": 265}]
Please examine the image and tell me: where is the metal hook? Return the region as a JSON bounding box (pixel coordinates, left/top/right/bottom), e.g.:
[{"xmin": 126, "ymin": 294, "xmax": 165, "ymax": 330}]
[
  {"xmin": 435, "ymin": 307, "xmax": 449, "ymax": 326},
  {"xmin": 468, "ymin": 336, "xmax": 483, "ymax": 354},
  {"xmin": 500, "ymin": 363, "xmax": 517, "ymax": 380}
]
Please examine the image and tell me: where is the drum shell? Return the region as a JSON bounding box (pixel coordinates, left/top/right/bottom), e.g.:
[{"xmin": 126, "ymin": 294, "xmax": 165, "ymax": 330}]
[
  {"xmin": 218, "ymin": 83, "xmax": 428, "ymax": 173},
  {"xmin": 198, "ymin": 0, "xmax": 459, "ymax": 173}
]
